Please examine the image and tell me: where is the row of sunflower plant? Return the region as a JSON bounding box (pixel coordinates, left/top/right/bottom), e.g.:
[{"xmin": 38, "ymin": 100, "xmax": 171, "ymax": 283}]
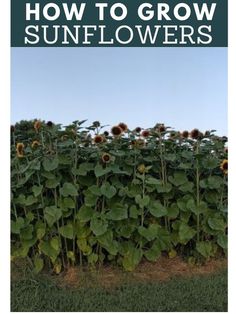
[{"xmin": 11, "ymin": 119, "xmax": 228, "ymax": 273}]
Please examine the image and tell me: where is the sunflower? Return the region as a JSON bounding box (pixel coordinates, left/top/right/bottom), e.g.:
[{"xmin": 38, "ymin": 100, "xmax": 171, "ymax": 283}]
[
  {"xmin": 34, "ymin": 120, "xmax": 42, "ymax": 132},
  {"xmin": 93, "ymin": 121, "xmax": 100, "ymax": 128},
  {"xmin": 158, "ymin": 124, "xmax": 166, "ymax": 133},
  {"xmin": 94, "ymin": 135, "xmax": 104, "ymax": 144},
  {"xmin": 16, "ymin": 143, "xmax": 24, "ymax": 158},
  {"xmin": 134, "ymin": 127, "xmax": 142, "ymax": 133},
  {"xmin": 181, "ymin": 130, "xmax": 189, "ymax": 139},
  {"xmin": 102, "ymin": 153, "xmax": 111, "ymax": 163},
  {"xmin": 46, "ymin": 121, "xmax": 53, "ymax": 127},
  {"xmin": 137, "ymin": 164, "xmax": 146, "ymax": 174},
  {"xmin": 224, "ymin": 147, "xmax": 228, "ymax": 154},
  {"xmin": 111, "ymin": 126, "xmax": 122, "ymax": 136},
  {"xmin": 118, "ymin": 122, "xmax": 128, "ymax": 132},
  {"xmin": 31, "ymin": 140, "xmax": 40, "ymax": 149},
  {"xmin": 103, "ymin": 131, "xmax": 109, "ymax": 137},
  {"xmin": 190, "ymin": 128, "xmax": 200, "ymax": 139},
  {"xmin": 141, "ymin": 130, "xmax": 150, "ymax": 138},
  {"xmin": 220, "ymin": 159, "xmax": 228, "ymax": 175}
]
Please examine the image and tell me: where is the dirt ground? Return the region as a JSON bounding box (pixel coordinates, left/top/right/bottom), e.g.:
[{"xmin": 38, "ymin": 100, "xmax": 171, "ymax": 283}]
[{"xmin": 55, "ymin": 256, "xmax": 227, "ymax": 289}]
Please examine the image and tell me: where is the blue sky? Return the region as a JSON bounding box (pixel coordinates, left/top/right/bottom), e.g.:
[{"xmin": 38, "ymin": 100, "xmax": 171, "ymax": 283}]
[{"xmin": 11, "ymin": 48, "xmax": 227, "ymax": 135}]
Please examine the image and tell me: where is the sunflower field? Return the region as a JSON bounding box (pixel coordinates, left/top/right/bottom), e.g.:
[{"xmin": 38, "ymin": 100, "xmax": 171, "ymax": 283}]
[{"xmin": 11, "ymin": 120, "xmax": 228, "ymax": 273}]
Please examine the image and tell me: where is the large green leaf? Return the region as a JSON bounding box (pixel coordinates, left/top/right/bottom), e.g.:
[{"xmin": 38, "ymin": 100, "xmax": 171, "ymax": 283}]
[
  {"xmin": 100, "ymin": 182, "xmax": 117, "ymax": 199},
  {"xmin": 77, "ymin": 162, "xmax": 94, "ymax": 176},
  {"xmin": 59, "ymin": 223, "xmax": 74, "ymax": 239},
  {"xmin": 97, "ymin": 230, "xmax": 119, "ymax": 255},
  {"xmin": 135, "ymin": 195, "xmax": 150, "ymax": 208},
  {"xmin": 94, "ymin": 164, "xmax": 110, "ymax": 177},
  {"xmin": 144, "ymin": 243, "xmax": 161, "ymax": 262},
  {"xmin": 32, "ymin": 185, "xmax": 43, "ymax": 197},
  {"xmin": 106, "ymin": 204, "xmax": 128, "ymax": 221},
  {"xmin": 34, "ymin": 255, "xmax": 44, "ymax": 274},
  {"xmin": 217, "ymin": 234, "xmax": 227, "ymax": 249},
  {"xmin": 90, "ymin": 216, "xmax": 108, "ymax": 236},
  {"xmin": 39, "ymin": 241, "xmax": 59, "ymax": 263},
  {"xmin": 196, "ymin": 241, "xmax": 213, "ymax": 258},
  {"xmin": 179, "ymin": 223, "xmax": 196, "ymax": 244},
  {"xmin": 149, "ymin": 201, "xmax": 167, "ymax": 218},
  {"xmin": 60, "ymin": 182, "xmax": 78, "ymax": 197},
  {"xmin": 11, "ymin": 217, "xmax": 25, "ymax": 234},
  {"xmin": 43, "ymin": 156, "xmax": 59, "ymax": 171},
  {"xmin": 122, "ymin": 247, "xmax": 142, "ymax": 271},
  {"xmin": 35, "ymin": 221, "xmax": 46, "ymax": 239},
  {"xmin": 168, "ymin": 172, "xmax": 188, "ymax": 186},
  {"xmin": 44, "ymin": 206, "xmax": 62, "ymax": 227},
  {"xmin": 77, "ymin": 205, "xmax": 95, "ymax": 222},
  {"xmin": 138, "ymin": 224, "xmax": 159, "ymax": 241},
  {"xmin": 208, "ymin": 217, "xmax": 226, "ymax": 231}
]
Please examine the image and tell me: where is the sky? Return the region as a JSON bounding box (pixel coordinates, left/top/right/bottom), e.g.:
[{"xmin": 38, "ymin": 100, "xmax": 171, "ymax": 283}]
[{"xmin": 11, "ymin": 48, "xmax": 227, "ymax": 135}]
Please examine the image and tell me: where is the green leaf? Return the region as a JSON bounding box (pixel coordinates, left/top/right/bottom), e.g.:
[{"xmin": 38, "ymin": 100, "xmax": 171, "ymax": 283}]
[
  {"xmin": 59, "ymin": 197, "xmax": 75, "ymax": 209},
  {"xmin": 217, "ymin": 234, "xmax": 227, "ymax": 249},
  {"xmin": 77, "ymin": 162, "xmax": 94, "ymax": 176},
  {"xmin": 77, "ymin": 238, "xmax": 92, "ymax": 255},
  {"xmin": 138, "ymin": 224, "xmax": 159, "ymax": 241},
  {"xmin": 59, "ymin": 223, "xmax": 74, "ymax": 239},
  {"xmin": 149, "ymin": 201, "xmax": 167, "ymax": 218},
  {"xmin": 179, "ymin": 182, "xmax": 194, "ymax": 193},
  {"xmin": 144, "ymin": 243, "xmax": 161, "ymax": 262},
  {"xmin": 60, "ymin": 182, "xmax": 78, "ymax": 197},
  {"xmin": 208, "ymin": 217, "xmax": 226, "ymax": 231},
  {"xmin": 168, "ymin": 172, "xmax": 188, "ymax": 186},
  {"xmin": 84, "ymin": 190, "xmax": 98, "ymax": 207},
  {"xmin": 135, "ymin": 195, "xmax": 150, "ymax": 208},
  {"xmin": 25, "ymin": 195, "xmax": 38, "ymax": 206},
  {"xmin": 167, "ymin": 204, "xmax": 179, "ymax": 219},
  {"xmin": 39, "ymin": 241, "xmax": 59, "ymax": 263},
  {"xmin": 90, "ymin": 216, "xmax": 108, "ymax": 236},
  {"xmin": 35, "ymin": 221, "xmax": 46, "ymax": 239},
  {"xmin": 32, "ymin": 185, "xmax": 43, "ymax": 197},
  {"xmin": 43, "ymin": 156, "xmax": 59, "ymax": 171},
  {"xmin": 146, "ymin": 177, "xmax": 161, "ymax": 185},
  {"xmin": 97, "ymin": 230, "xmax": 119, "ymax": 255},
  {"xmin": 11, "ymin": 217, "xmax": 25, "ymax": 234},
  {"xmin": 106, "ymin": 204, "xmax": 128, "ymax": 221},
  {"xmin": 94, "ymin": 164, "xmax": 110, "ymax": 177},
  {"xmin": 88, "ymin": 185, "xmax": 102, "ymax": 196},
  {"xmin": 207, "ymin": 176, "xmax": 224, "ymax": 189},
  {"xmin": 20, "ymin": 225, "xmax": 33, "ymax": 240},
  {"xmin": 45, "ymin": 178, "xmax": 59, "ymax": 189},
  {"xmin": 122, "ymin": 247, "xmax": 142, "ymax": 271},
  {"xmin": 50, "ymin": 237, "xmax": 60, "ymax": 251},
  {"xmin": 100, "ymin": 182, "xmax": 117, "ymax": 199},
  {"xmin": 88, "ymin": 253, "xmax": 98, "ymax": 265},
  {"xmin": 77, "ymin": 205, "xmax": 95, "ymax": 222},
  {"xmin": 156, "ymin": 183, "xmax": 172, "ymax": 193},
  {"xmin": 44, "ymin": 206, "xmax": 62, "ymax": 227},
  {"xmin": 179, "ymin": 223, "xmax": 196, "ymax": 244},
  {"xmin": 196, "ymin": 241, "xmax": 213, "ymax": 258},
  {"xmin": 34, "ymin": 255, "xmax": 44, "ymax": 274},
  {"xmin": 129, "ymin": 205, "xmax": 140, "ymax": 219}
]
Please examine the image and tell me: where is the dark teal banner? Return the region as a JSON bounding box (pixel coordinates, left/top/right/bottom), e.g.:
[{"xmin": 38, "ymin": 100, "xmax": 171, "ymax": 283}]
[{"xmin": 11, "ymin": 0, "xmax": 228, "ymax": 47}]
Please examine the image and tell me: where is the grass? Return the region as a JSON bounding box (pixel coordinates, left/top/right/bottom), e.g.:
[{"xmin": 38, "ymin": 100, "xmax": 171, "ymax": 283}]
[{"xmin": 11, "ymin": 268, "xmax": 227, "ymax": 312}]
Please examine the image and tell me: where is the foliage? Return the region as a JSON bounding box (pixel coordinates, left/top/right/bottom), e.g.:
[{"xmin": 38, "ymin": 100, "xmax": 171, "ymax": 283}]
[{"xmin": 11, "ymin": 119, "xmax": 228, "ymax": 272}]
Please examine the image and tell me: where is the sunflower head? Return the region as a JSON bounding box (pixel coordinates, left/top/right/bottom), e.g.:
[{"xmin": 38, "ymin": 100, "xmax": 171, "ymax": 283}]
[
  {"xmin": 16, "ymin": 143, "xmax": 24, "ymax": 158},
  {"xmin": 134, "ymin": 127, "xmax": 142, "ymax": 133},
  {"xmin": 204, "ymin": 130, "xmax": 211, "ymax": 138},
  {"xmin": 46, "ymin": 121, "xmax": 53, "ymax": 127},
  {"xmin": 141, "ymin": 130, "xmax": 150, "ymax": 138},
  {"xmin": 102, "ymin": 153, "xmax": 111, "ymax": 163},
  {"xmin": 137, "ymin": 164, "xmax": 146, "ymax": 174},
  {"xmin": 93, "ymin": 121, "xmax": 101, "ymax": 128},
  {"xmin": 118, "ymin": 122, "xmax": 128, "ymax": 132},
  {"xmin": 190, "ymin": 128, "xmax": 200, "ymax": 140},
  {"xmin": 111, "ymin": 126, "xmax": 122, "ymax": 136},
  {"xmin": 34, "ymin": 120, "xmax": 42, "ymax": 132},
  {"xmin": 224, "ymin": 147, "xmax": 228, "ymax": 154},
  {"xmin": 220, "ymin": 159, "xmax": 228, "ymax": 175},
  {"xmin": 158, "ymin": 124, "xmax": 166, "ymax": 133},
  {"xmin": 31, "ymin": 140, "xmax": 40, "ymax": 149},
  {"xmin": 94, "ymin": 135, "xmax": 104, "ymax": 144},
  {"xmin": 103, "ymin": 131, "xmax": 109, "ymax": 137},
  {"xmin": 181, "ymin": 130, "xmax": 189, "ymax": 139}
]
